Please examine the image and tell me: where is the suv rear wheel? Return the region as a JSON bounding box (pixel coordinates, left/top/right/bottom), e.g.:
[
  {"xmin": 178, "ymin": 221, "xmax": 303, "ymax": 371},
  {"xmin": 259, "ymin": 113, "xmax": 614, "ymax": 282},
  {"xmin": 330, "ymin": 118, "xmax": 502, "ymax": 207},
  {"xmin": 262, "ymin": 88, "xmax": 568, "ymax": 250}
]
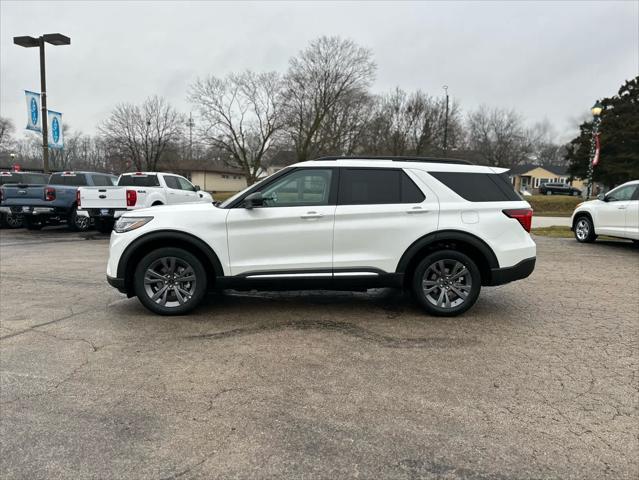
[
  {"xmin": 134, "ymin": 247, "xmax": 207, "ymax": 315},
  {"xmin": 412, "ymin": 250, "xmax": 481, "ymax": 316}
]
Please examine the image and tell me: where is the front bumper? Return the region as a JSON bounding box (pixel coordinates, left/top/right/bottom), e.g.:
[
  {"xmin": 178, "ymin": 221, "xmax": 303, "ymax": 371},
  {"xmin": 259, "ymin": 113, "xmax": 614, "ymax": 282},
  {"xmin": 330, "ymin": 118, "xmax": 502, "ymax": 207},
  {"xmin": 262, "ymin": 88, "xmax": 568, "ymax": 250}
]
[{"xmin": 488, "ymin": 257, "xmax": 536, "ymax": 286}]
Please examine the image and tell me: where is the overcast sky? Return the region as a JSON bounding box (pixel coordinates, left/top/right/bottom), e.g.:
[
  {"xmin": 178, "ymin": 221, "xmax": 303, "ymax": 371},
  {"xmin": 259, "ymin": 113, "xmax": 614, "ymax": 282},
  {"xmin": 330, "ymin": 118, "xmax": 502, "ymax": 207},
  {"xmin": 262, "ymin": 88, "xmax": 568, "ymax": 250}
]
[{"xmin": 1, "ymin": 0, "xmax": 637, "ymax": 143}]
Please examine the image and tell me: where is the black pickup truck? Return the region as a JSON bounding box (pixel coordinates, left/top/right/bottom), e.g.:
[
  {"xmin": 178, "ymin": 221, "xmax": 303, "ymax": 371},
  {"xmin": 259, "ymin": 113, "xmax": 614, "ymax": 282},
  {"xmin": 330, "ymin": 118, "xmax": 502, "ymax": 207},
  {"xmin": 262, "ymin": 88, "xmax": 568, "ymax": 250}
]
[
  {"xmin": 0, "ymin": 171, "xmax": 50, "ymax": 228},
  {"xmin": 539, "ymin": 182, "xmax": 582, "ymax": 196},
  {"xmin": 0, "ymin": 171, "xmax": 117, "ymax": 230}
]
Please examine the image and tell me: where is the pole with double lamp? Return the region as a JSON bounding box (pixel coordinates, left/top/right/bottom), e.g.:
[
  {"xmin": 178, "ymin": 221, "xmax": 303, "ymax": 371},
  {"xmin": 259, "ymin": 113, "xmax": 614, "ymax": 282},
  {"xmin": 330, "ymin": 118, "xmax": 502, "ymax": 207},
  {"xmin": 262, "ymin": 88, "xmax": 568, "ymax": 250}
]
[
  {"xmin": 586, "ymin": 100, "xmax": 603, "ymax": 198},
  {"xmin": 13, "ymin": 33, "xmax": 71, "ymax": 174},
  {"xmin": 442, "ymin": 85, "xmax": 449, "ymax": 156}
]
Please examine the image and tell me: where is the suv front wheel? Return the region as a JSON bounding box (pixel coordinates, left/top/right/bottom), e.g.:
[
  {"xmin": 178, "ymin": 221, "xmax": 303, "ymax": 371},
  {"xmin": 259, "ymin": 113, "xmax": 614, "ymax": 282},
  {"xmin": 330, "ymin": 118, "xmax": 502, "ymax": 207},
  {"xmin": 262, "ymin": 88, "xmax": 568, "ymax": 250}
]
[
  {"xmin": 412, "ymin": 250, "xmax": 481, "ymax": 316},
  {"xmin": 134, "ymin": 247, "xmax": 207, "ymax": 315}
]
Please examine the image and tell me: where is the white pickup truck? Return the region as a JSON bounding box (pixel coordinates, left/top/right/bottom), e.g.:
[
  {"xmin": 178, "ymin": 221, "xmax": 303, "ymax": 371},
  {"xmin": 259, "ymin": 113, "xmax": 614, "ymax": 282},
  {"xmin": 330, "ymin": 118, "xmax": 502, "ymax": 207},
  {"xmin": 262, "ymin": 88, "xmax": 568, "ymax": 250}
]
[{"xmin": 78, "ymin": 172, "xmax": 213, "ymax": 232}]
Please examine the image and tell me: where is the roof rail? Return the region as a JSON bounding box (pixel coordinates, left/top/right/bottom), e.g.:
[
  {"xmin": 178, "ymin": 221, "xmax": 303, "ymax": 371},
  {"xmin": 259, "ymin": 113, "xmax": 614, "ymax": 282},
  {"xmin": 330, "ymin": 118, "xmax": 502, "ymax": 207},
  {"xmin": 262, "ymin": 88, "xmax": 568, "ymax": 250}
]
[{"xmin": 312, "ymin": 155, "xmax": 473, "ymax": 165}]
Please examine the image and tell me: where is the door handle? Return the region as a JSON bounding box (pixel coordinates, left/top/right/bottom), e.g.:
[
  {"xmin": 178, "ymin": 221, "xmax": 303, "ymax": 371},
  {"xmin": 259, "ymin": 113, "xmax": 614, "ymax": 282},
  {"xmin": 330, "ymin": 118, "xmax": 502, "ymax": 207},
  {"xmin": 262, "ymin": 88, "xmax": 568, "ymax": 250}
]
[
  {"xmin": 407, "ymin": 207, "xmax": 429, "ymax": 214},
  {"xmin": 301, "ymin": 211, "xmax": 324, "ymax": 219}
]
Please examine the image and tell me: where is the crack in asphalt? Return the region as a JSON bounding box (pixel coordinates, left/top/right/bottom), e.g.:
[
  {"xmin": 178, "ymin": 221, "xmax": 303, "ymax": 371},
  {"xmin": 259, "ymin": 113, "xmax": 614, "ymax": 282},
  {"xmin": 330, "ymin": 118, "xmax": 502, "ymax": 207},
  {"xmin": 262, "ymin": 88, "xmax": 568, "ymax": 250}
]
[
  {"xmin": 0, "ymin": 307, "xmax": 95, "ymax": 341},
  {"xmin": 185, "ymin": 318, "xmax": 480, "ymax": 349}
]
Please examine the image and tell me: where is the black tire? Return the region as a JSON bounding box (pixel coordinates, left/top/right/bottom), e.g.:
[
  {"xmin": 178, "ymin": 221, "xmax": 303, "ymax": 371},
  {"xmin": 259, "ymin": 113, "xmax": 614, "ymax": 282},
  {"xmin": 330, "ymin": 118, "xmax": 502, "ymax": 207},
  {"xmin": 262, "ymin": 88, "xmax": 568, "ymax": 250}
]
[
  {"xmin": 412, "ymin": 250, "xmax": 481, "ymax": 317},
  {"xmin": 24, "ymin": 216, "xmax": 43, "ymax": 230},
  {"xmin": 573, "ymin": 215, "xmax": 597, "ymax": 243},
  {"xmin": 546, "ymin": 191, "xmax": 552, "ymax": 195},
  {"xmin": 95, "ymin": 218, "xmax": 114, "ymax": 234},
  {"xmin": 68, "ymin": 207, "xmax": 90, "ymax": 232},
  {"xmin": 134, "ymin": 247, "xmax": 207, "ymax": 315},
  {"xmin": 4, "ymin": 213, "xmax": 24, "ymax": 229},
  {"xmin": 572, "ymin": 190, "xmax": 579, "ymax": 196}
]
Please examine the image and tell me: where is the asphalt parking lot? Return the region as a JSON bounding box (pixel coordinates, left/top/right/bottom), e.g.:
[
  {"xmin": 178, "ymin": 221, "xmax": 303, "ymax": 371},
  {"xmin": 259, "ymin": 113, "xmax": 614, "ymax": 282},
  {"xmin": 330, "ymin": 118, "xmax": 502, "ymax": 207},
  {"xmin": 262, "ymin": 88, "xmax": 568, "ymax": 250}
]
[{"xmin": 0, "ymin": 228, "xmax": 637, "ymax": 480}]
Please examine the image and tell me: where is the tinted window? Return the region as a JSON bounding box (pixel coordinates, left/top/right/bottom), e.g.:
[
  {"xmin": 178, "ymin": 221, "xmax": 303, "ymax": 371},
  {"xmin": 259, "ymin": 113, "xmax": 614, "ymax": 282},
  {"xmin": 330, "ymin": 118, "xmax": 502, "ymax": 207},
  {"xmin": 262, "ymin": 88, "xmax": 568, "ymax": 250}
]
[
  {"xmin": 118, "ymin": 175, "xmax": 160, "ymax": 187},
  {"xmin": 92, "ymin": 174, "xmax": 114, "ymax": 186},
  {"xmin": 337, "ymin": 168, "xmax": 424, "ymax": 205},
  {"xmin": 49, "ymin": 173, "xmax": 88, "ymax": 186},
  {"xmin": 262, "ymin": 169, "xmax": 332, "ymax": 207},
  {"xmin": 163, "ymin": 175, "xmax": 181, "ymax": 189},
  {"xmin": 607, "ymin": 185, "xmax": 636, "ymax": 202},
  {"xmin": 430, "ymin": 172, "xmax": 522, "ymax": 202},
  {"xmin": 0, "ymin": 173, "xmax": 49, "ymax": 184},
  {"xmin": 177, "ymin": 177, "xmax": 196, "ymax": 191}
]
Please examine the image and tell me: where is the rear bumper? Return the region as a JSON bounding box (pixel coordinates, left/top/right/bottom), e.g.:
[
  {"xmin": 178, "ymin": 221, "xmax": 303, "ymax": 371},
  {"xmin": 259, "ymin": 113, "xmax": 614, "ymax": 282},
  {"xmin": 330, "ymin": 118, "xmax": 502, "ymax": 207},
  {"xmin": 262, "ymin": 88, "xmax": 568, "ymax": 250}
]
[
  {"xmin": 1, "ymin": 205, "xmax": 64, "ymax": 216},
  {"xmin": 488, "ymin": 257, "xmax": 536, "ymax": 286},
  {"xmin": 81, "ymin": 208, "xmax": 127, "ymax": 219},
  {"xmin": 107, "ymin": 275, "xmax": 127, "ymax": 294}
]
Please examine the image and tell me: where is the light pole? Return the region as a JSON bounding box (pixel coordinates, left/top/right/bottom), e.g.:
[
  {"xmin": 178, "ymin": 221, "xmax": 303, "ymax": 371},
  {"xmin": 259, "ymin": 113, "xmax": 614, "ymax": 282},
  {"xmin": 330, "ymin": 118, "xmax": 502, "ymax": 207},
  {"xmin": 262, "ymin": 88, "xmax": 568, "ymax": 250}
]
[
  {"xmin": 13, "ymin": 33, "xmax": 71, "ymax": 174},
  {"xmin": 586, "ymin": 100, "xmax": 603, "ymax": 198},
  {"xmin": 442, "ymin": 85, "xmax": 449, "ymax": 156},
  {"xmin": 186, "ymin": 113, "xmax": 195, "ymax": 162}
]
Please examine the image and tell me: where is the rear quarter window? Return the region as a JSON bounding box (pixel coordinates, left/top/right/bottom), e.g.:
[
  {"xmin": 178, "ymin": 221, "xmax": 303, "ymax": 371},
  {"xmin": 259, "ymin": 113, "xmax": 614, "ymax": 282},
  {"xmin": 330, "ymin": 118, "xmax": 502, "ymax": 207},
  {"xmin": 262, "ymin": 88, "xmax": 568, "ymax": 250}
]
[{"xmin": 429, "ymin": 172, "xmax": 522, "ymax": 202}]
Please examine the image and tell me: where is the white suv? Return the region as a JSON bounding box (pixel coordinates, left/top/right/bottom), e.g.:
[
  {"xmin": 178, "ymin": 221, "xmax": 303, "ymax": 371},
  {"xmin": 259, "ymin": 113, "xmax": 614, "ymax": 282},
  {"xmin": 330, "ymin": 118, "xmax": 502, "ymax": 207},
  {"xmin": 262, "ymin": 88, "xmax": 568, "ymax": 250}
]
[
  {"xmin": 106, "ymin": 157, "xmax": 537, "ymax": 316},
  {"xmin": 571, "ymin": 180, "xmax": 639, "ymax": 243}
]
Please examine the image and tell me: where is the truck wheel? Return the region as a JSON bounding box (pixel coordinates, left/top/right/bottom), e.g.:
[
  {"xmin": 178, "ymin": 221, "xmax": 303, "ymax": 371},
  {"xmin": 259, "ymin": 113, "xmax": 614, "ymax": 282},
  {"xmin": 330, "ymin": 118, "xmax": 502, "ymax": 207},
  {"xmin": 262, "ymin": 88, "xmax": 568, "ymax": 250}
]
[
  {"xmin": 546, "ymin": 191, "xmax": 552, "ymax": 195},
  {"xmin": 68, "ymin": 208, "xmax": 90, "ymax": 232},
  {"xmin": 134, "ymin": 247, "xmax": 207, "ymax": 315},
  {"xmin": 412, "ymin": 250, "xmax": 481, "ymax": 317},
  {"xmin": 96, "ymin": 218, "xmax": 114, "ymax": 234},
  {"xmin": 4, "ymin": 214, "xmax": 24, "ymax": 229},
  {"xmin": 24, "ymin": 217, "xmax": 43, "ymax": 230}
]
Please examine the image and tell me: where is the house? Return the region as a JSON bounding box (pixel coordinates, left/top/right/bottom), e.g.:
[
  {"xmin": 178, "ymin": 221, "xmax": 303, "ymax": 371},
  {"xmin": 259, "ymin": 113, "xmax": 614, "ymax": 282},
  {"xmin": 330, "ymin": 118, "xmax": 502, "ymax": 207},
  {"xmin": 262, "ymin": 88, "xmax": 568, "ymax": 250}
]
[
  {"xmin": 168, "ymin": 159, "xmax": 247, "ymax": 193},
  {"xmin": 261, "ymin": 150, "xmax": 298, "ymax": 177},
  {"xmin": 508, "ymin": 164, "xmax": 585, "ymax": 194}
]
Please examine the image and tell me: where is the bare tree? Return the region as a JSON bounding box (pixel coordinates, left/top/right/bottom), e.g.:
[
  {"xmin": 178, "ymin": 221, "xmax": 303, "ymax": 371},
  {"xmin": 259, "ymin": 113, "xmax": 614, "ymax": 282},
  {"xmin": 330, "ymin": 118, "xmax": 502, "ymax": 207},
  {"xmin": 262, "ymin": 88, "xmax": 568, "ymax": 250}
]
[
  {"xmin": 189, "ymin": 71, "xmax": 283, "ymax": 185},
  {"xmin": 99, "ymin": 96, "xmax": 184, "ymax": 171},
  {"xmin": 466, "ymin": 107, "xmax": 533, "ymax": 167},
  {"xmin": 0, "ymin": 117, "xmax": 15, "ymax": 152},
  {"xmin": 283, "ymin": 36, "xmax": 376, "ymax": 161},
  {"xmin": 357, "ymin": 88, "xmax": 464, "ymax": 157}
]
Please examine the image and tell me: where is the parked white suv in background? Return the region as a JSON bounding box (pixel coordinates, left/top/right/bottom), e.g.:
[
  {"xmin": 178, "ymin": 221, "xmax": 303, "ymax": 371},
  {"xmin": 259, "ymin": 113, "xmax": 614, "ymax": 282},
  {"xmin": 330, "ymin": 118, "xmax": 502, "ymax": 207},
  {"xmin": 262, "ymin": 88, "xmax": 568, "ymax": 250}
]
[
  {"xmin": 571, "ymin": 180, "xmax": 639, "ymax": 243},
  {"xmin": 78, "ymin": 172, "xmax": 213, "ymax": 232},
  {"xmin": 106, "ymin": 157, "xmax": 537, "ymax": 316}
]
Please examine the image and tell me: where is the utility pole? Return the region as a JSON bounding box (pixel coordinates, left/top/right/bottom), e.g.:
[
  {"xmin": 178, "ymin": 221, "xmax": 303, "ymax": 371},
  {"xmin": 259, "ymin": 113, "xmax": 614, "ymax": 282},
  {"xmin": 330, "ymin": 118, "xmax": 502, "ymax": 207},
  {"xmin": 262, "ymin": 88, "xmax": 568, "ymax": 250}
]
[
  {"xmin": 443, "ymin": 85, "xmax": 449, "ymax": 156},
  {"xmin": 186, "ymin": 112, "xmax": 194, "ymax": 162},
  {"xmin": 586, "ymin": 100, "xmax": 603, "ymax": 198},
  {"xmin": 14, "ymin": 33, "xmax": 71, "ymax": 174}
]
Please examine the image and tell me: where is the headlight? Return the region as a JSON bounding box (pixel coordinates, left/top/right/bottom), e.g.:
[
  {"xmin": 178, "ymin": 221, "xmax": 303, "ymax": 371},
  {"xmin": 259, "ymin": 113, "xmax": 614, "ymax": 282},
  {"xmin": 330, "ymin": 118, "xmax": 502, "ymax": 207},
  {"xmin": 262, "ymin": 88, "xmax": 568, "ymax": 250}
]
[{"xmin": 114, "ymin": 216, "xmax": 153, "ymax": 233}]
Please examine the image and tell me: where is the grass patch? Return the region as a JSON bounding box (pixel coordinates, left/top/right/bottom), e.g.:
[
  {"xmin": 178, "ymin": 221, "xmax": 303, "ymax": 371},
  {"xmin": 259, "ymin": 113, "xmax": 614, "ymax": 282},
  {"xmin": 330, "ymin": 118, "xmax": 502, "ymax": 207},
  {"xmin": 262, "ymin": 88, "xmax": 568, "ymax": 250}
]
[
  {"xmin": 531, "ymin": 226, "xmax": 574, "ymax": 238},
  {"xmin": 211, "ymin": 191, "xmax": 240, "ymax": 202},
  {"xmin": 527, "ymin": 195, "xmax": 588, "ymax": 217}
]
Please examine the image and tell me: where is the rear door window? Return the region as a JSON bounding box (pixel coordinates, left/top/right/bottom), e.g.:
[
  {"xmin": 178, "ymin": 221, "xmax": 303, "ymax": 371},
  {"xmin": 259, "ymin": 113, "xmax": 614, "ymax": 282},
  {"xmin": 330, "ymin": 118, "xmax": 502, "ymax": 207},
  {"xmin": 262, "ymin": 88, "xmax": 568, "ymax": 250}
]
[
  {"xmin": 337, "ymin": 168, "xmax": 425, "ymax": 205},
  {"xmin": 118, "ymin": 175, "xmax": 160, "ymax": 187},
  {"xmin": 429, "ymin": 172, "xmax": 522, "ymax": 202},
  {"xmin": 163, "ymin": 175, "xmax": 181, "ymax": 190}
]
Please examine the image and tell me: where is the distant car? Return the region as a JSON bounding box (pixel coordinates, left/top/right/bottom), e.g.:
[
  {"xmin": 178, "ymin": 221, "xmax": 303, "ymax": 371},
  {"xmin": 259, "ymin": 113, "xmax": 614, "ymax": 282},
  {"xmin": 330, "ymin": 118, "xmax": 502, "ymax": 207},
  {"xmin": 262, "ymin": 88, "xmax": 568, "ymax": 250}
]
[
  {"xmin": 539, "ymin": 182, "xmax": 581, "ymax": 196},
  {"xmin": 0, "ymin": 171, "xmax": 50, "ymax": 228},
  {"xmin": 77, "ymin": 172, "xmax": 214, "ymax": 233},
  {"xmin": 571, "ymin": 180, "xmax": 639, "ymax": 243},
  {"xmin": 0, "ymin": 171, "xmax": 117, "ymax": 231}
]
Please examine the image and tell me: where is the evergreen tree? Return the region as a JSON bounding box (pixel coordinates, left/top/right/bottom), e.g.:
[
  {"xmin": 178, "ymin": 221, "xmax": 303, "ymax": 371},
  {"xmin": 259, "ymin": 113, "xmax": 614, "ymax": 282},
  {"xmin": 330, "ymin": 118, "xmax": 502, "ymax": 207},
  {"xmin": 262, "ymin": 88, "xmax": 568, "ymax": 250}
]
[{"xmin": 567, "ymin": 76, "xmax": 639, "ymax": 187}]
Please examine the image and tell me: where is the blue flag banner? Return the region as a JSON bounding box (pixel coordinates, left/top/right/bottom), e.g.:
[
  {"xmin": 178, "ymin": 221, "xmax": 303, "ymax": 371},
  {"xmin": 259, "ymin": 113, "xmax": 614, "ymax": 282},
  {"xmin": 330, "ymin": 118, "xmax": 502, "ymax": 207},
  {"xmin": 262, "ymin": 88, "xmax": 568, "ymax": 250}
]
[
  {"xmin": 47, "ymin": 110, "xmax": 64, "ymax": 149},
  {"xmin": 25, "ymin": 90, "xmax": 42, "ymax": 132}
]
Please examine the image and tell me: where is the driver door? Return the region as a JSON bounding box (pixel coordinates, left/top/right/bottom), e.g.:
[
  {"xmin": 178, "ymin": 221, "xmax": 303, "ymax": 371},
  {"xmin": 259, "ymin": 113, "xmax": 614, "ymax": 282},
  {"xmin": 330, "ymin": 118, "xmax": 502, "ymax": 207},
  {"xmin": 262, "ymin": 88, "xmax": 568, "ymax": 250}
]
[
  {"xmin": 596, "ymin": 185, "xmax": 636, "ymax": 236},
  {"xmin": 225, "ymin": 168, "xmax": 336, "ymax": 276}
]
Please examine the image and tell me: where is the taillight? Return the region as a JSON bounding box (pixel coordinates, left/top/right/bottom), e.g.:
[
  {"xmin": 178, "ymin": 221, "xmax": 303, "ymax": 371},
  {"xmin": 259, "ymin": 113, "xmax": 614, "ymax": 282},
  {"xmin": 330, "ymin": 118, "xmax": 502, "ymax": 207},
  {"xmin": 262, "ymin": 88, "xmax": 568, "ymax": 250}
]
[
  {"xmin": 44, "ymin": 187, "xmax": 56, "ymax": 201},
  {"xmin": 76, "ymin": 189, "xmax": 81, "ymax": 207},
  {"xmin": 503, "ymin": 208, "xmax": 533, "ymax": 233},
  {"xmin": 126, "ymin": 189, "xmax": 137, "ymax": 207},
  {"xmin": 0, "ymin": 188, "xmax": 4, "ymax": 202}
]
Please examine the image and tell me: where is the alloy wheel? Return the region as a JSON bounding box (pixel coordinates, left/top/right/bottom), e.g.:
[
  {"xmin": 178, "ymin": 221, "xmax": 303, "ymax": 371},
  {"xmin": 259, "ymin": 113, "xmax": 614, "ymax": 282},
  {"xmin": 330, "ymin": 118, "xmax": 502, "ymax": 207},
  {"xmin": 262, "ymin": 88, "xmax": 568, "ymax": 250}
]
[
  {"xmin": 575, "ymin": 219, "xmax": 590, "ymax": 241},
  {"xmin": 143, "ymin": 256, "xmax": 197, "ymax": 307},
  {"xmin": 422, "ymin": 259, "xmax": 472, "ymax": 309}
]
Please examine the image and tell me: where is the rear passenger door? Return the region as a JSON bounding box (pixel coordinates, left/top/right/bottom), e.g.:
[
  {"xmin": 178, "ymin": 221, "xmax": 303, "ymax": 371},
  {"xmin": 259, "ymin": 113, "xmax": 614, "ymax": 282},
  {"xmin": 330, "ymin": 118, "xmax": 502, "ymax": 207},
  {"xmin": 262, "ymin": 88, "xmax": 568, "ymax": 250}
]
[{"xmin": 332, "ymin": 168, "xmax": 439, "ymax": 274}]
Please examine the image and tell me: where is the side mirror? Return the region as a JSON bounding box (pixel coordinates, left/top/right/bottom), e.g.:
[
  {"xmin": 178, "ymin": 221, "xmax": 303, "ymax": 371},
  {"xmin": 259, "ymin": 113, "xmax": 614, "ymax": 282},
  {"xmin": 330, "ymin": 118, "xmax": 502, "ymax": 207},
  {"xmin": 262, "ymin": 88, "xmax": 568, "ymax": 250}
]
[
  {"xmin": 194, "ymin": 185, "xmax": 201, "ymax": 191},
  {"xmin": 243, "ymin": 192, "xmax": 264, "ymax": 209},
  {"xmin": 597, "ymin": 193, "xmax": 606, "ymax": 201}
]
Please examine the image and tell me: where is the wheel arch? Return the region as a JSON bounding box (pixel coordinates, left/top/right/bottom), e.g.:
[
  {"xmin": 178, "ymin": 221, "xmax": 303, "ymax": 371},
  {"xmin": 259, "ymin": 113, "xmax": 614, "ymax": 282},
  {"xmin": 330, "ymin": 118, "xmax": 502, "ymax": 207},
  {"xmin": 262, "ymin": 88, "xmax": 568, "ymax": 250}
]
[
  {"xmin": 117, "ymin": 230, "xmax": 223, "ymax": 294},
  {"xmin": 396, "ymin": 230, "xmax": 499, "ymax": 287},
  {"xmin": 572, "ymin": 210, "xmax": 594, "ymax": 231}
]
